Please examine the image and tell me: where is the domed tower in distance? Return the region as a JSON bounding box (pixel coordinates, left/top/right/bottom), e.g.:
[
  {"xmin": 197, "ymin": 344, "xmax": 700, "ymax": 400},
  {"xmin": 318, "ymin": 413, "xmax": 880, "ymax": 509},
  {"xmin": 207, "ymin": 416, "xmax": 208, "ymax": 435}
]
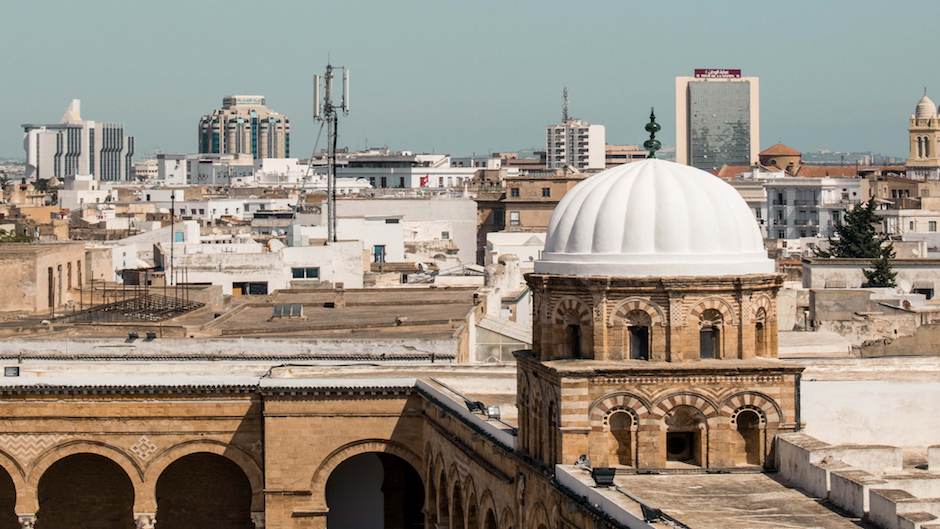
[
  {"xmin": 906, "ymin": 91, "xmax": 940, "ymax": 180},
  {"xmin": 516, "ymin": 111, "xmax": 803, "ymax": 471}
]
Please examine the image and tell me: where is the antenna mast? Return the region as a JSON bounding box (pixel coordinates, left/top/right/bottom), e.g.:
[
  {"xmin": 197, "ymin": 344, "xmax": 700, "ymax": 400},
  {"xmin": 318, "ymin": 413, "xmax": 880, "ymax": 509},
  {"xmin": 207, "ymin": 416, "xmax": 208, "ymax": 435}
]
[
  {"xmin": 314, "ymin": 63, "xmax": 350, "ymax": 243},
  {"xmin": 562, "ymin": 87, "xmax": 569, "ymax": 122}
]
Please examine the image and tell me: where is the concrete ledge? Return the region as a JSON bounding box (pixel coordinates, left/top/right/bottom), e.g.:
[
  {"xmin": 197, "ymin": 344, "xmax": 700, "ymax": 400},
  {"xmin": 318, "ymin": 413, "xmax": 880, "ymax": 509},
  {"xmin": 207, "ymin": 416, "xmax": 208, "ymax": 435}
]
[
  {"xmin": 929, "ymin": 446, "xmax": 940, "ymax": 471},
  {"xmin": 870, "ymin": 488, "xmax": 940, "ymax": 529},
  {"xmin": 830, "ymin": 469, "xmax": 886, "ymax": 517}
]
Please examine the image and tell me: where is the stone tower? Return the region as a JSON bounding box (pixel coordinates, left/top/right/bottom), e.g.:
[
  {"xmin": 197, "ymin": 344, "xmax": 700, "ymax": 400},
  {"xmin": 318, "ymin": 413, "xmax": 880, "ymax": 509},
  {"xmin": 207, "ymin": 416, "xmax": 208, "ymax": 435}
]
[
  {"xmin": 906, "ymin": 93, "xmax": 940, "ymax": 180},
  {"xmin": 516, "ymin": 157, "xmax": 802, "ymax": 472}
]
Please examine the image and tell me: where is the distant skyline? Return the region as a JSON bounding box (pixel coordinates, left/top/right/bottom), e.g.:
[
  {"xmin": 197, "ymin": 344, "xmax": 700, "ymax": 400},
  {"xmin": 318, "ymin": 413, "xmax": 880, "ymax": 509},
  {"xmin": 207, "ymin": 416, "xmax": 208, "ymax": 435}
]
[{"xmin": 2, "ymin": 0, "xmax": 937, "ymax": 160}]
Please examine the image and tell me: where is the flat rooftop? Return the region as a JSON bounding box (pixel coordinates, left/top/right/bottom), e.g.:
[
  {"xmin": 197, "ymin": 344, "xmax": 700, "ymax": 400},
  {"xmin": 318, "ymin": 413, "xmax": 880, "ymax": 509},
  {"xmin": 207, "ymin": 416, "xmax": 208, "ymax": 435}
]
[{"xmin": 562, "ymin": 467, "xmax": 864, "ymax": 529}]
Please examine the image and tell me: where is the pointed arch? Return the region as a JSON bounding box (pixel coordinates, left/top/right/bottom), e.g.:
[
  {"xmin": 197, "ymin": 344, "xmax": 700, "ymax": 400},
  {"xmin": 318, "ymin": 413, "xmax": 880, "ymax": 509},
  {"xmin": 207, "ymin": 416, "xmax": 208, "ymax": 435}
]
[
  {"xmin": 719, "ymin": 392, "xmax": 782, "ymax": 427},
  {"xmin": 588, "ymin": 392, "xmax": 651, "ymax": 426},
  {"xmin": 689, "ymin": 297, "xmax": 736, "ymax": 325},
  {"xmin": 551, "ymin": 296, "xmax": 591, "ymax": 325},
  {"xmin": 609, "ymin": 297, "xmax": 665, "ymax": 326},
  {"xmin": 650, "ymin": 392, "xmax": 720, "ymax": 421}
]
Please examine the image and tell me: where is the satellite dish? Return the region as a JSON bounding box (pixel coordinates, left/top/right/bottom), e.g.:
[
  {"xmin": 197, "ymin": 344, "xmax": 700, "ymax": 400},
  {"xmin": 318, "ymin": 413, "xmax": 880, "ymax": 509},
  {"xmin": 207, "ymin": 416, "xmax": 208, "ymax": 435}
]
[{"xmin": 899, "ymin": 280, "xmax": 912, "ymax": 292}]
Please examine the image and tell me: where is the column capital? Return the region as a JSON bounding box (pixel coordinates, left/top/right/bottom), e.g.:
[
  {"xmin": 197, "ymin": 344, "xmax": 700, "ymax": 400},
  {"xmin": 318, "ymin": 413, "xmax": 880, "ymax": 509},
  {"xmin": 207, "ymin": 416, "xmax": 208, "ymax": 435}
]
[
  {"xmin": 134, "ymin": 513, "xmax": 156, "ymax": 529},
  {"xmin": 251, "ymin": 512, "xmax": 265, "ymax": 528},
  {"xmin": 17, "ymin": 515, "xmax": 36, "ymax": 529}
]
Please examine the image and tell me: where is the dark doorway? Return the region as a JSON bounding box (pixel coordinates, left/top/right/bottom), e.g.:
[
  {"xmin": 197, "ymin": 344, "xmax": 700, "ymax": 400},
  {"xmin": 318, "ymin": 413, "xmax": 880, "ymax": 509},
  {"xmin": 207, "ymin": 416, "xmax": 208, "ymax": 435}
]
[
  {"xmin": 37, "ymin": 454, "xmax": 135, "ymax": 529},
  {"xmin": 736, "ymin": 410, "xmax": 762, "ymax": 466},
  {"xmin": 326, "ymin": 452, "xmax": 424, "ymax": 529},
  {"xmin": 699, "ymin": 327, "xmax": 718, "ymax": 359},
  {"xmin": 156, "ymin": 453, "xmax": 253, "ymax": 529},
  {"xmin": 666, "ymin": 433, "xmax": 694, "ymax": 462},
  {"xmin": 567, "ymin": 324, "xmax": 582, "ymax": 358},
  {"xmin": 629, "ymin": 326, "xmax": 649, "ymax": 360},
  {"xmin": 0, "ymin": 467, "xmax": 15, "ymax": 529}
]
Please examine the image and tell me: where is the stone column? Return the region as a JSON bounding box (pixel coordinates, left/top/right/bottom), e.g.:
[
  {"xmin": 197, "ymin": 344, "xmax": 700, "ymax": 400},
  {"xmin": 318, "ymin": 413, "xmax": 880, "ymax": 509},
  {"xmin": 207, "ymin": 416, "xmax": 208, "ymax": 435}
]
[
  {"xmin": 590, "ymin": 287, "xmax": 609, "ymax": 360},
  {"xmin": 17, "ymin": 515, "xmax": 36, "ymax": 529},
  {"xmin": 134, "ymin": 514, "xmax": 156, "ymax": 529},
  {"xmin": 251, "ymin": 512, "xmax": 265, "ymax": 528}
]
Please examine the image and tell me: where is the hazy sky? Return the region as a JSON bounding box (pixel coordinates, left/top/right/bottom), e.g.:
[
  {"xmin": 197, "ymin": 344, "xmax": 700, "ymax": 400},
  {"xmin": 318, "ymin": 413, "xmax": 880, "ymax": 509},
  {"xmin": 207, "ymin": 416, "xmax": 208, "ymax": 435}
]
[{"xmin": 2, "ymin": 0, "xmax": 937, "ymax": 160}]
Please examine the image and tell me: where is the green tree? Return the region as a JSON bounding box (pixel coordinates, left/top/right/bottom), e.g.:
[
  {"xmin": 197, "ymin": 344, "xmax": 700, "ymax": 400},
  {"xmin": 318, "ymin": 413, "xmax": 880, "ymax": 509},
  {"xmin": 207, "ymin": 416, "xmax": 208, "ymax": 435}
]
[
  {"xmin": 0, "ymin": 229, "xmax": 33, "ymax": 243},
  {"xmin": 814, "ymin": 197, "xmax": 896, "ymax": 287}
]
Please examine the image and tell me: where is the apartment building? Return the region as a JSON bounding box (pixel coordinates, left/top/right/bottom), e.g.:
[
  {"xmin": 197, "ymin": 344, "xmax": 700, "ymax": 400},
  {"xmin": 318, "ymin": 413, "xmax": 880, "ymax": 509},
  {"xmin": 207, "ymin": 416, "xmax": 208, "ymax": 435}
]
[
  {"xmin": 765, "ymin": 178, "xmax": 870, "ymax": 239},
  {"xmin": 545, "ymin": 119, "xmax": 606, "ymax": 170}
]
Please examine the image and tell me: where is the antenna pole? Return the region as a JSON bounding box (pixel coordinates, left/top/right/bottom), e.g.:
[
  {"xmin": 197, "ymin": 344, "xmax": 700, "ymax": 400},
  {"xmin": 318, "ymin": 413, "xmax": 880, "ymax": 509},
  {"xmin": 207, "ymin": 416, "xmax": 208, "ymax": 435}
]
[
  {"xmin": 562, "ymin": 87, "xmax": 568, "ymax": 123},
  {"xmin": 314, "ymin": 63, "xmax": 350, "ymax": 243}
]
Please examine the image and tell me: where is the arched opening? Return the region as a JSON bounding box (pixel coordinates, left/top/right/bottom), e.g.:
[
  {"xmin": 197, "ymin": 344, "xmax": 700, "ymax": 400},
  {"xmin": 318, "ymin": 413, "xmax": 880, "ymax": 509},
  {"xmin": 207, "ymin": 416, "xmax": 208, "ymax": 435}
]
[
  {"xmin": 533, "ymin": 396, "xmax": 543, "ymax": 462},
  {"xmin": 664, "ymin": 406, "xmax": 706, "ymax": 468},
  {"xmin": 754, "ymin": 308, "xmax": 767, "ymax": 357},
  {"xmin": 566, "ymin": 324, "xmax": 582, "ymax": 359},
  {"xmin": 467, "ymin": 493, "xmax": 478, "ymax": 529},
  {"xmin": 483, "ymin": 509, "xmax": 498, "ymax": 529},
  {"xmin": 37, "ymin": 454, "xmax": 135, "ymax": 529},
  {"xmin": 326, "ymin": 452, "xmax": 424, "ymax": 529},
  {"xmin": 451, "ymin": 481, "xmax": 465, "ymax": 529},
  {"xmin": 519, "ymin": 381, "xmax": 530, "ymax": 455},
  {"xmin": 735, "ymin": 410, "xmax": 763, "ymax": 466},
  {"xmin": 0, "ymin": 468, "xmax": 14, "ymax": 529},
  {"xmin": 918, "ymin": 137, "xmax": 924, "ymax": 158},
  {"xmin": 699, "ymin": 309, "xmax": 723, "ymax": 359},
  {"xmin": 625, "ymin": 310, "xmax": 651, "ymax": 360},
  {"xmin": 607, "ymin": 411, "xmax": 634, "ymax": 467},
  {"xmin": 438, "ymin": 473, "xmax": 449, "ymax": 528},
  {"xmin": 156, "ymin": 453, "xmax": 253, "ymax": 529},
  {"xmin": 547, "ymin": 400, "xmax": 558, "ymax": 465},
  {"xmin": 927, "ymin": 138, "xmax": 932, "ymax": 158}
]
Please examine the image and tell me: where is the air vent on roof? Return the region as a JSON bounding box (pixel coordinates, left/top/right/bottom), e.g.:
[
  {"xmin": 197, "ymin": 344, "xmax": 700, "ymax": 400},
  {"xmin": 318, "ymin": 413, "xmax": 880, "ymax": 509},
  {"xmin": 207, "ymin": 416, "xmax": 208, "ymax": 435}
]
[{"xmin": 273, "ymin": 303, "xmax": 303, "ymax": 319}]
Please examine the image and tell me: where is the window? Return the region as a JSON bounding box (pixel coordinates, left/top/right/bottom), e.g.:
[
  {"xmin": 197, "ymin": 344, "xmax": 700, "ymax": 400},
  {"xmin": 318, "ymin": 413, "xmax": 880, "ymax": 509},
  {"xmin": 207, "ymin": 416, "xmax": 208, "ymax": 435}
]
[
  {"xmin": 777, "ymin": 230, "xmax": 785, "ymax": 238},
  {"xmin": 931, "ymin": 221, "xmax": 937, "ymax": 232},
  {"xmin": 509, "ymin": 211, "xmax": 521, "ymax": 226},
  {"xmin": 174, "ymin": 232, "xmax": 184, "ymax": 243},
  {"xmin": 385, "ymin": 218, "xmax": 399, "ymax": 224},
  {"xmin": 373, "ymin": 245, "xmax": 386, "ymax": 263},
  {"xmin": 146, "ymin": 194, "xmax": 151, "ymax": 201},
  {"xmin": 910, "ymin": 221, "xmax": 915, "ymax": 230},
  {"xmin": 438, "ymin": 177, "xmax": 444, "ymax": 187},
  {"xmin": 381, "ymin": 177, "xmax": 387, "ymax": 188},
  {"xmin": 755, "ymin": 208, "xmax": 761, "ymax": 219},
  {"xmin": 541, "ymin": 188, "xmax": 551, "ymax": 197},
  {"xmin": 199, "ymin": 209, "xmax": 205, "ymax": 215},
  {"xmin": 441, "ymin": 231, "xmax": 450, "ymax": 240},
  {"xmin": 510, "ymin": 188, "xmax": 520, "ymax": 198},
  {"xmin": 291, "ymin": 267, "xmax": 320, "ymax": 279},
  {"xmin": 493, "ymin": 210, "xmax": 505, "ymax": 227}
]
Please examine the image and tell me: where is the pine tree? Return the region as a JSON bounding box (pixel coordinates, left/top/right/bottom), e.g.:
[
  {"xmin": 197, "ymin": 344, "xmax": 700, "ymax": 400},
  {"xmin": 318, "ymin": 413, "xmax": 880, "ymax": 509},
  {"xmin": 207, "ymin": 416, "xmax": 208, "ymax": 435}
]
[
  {"xmin": 863, "ymin": 245, "xmax": 898, "ymax": 288},
  {"xmin": 814, "ymin": 197, "xmax": 897, "ymax": 286}
]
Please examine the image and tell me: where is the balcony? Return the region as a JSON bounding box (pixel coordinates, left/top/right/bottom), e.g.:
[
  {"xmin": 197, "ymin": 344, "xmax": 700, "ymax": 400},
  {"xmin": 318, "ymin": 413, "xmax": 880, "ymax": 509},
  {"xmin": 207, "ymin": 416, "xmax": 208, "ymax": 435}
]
[
  {"xmin": 772, "ymin": 200, "xmax": 787, "ymax": 206},
  {"xmin": 794, "ymin": 219, "xmax": 817, "ymax": 227},
  {"xmin": 774, "ymin": 220, "xmax": 788, "ymax": 226},
  {"xmin": 793, "ymin": 200, "xmax": 818, "ymax": 206}
]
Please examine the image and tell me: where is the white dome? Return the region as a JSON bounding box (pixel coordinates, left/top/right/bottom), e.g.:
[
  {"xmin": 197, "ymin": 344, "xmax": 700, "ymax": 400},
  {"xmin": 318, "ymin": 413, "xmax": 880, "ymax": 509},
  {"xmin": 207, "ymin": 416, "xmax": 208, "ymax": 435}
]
[
  {"xmin": 535, "ymin": 159, "xmax": 774, "ymax": 277},
  {"xmin": 915, "ymin": 95, "xmax": 937, "ymax": 119}
]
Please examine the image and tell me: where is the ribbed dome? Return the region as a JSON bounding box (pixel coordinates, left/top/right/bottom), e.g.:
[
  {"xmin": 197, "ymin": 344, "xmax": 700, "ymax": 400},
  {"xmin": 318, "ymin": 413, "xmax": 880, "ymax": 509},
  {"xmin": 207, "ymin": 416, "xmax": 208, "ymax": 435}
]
[
  {"xmin": 915, "ymin": 95, "xmax": 937, "ymax": 119},
  {"xmin": 535, "ymin": 159, "xmax": 774, "ymax": 277}
]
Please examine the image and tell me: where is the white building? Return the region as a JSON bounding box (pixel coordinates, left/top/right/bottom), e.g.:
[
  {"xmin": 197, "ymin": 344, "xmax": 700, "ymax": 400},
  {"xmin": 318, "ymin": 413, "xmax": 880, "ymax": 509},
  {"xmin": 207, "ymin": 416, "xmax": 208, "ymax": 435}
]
[
  {"xmin": 765, "ymin": 177, "xmax": 869, "ymax": 239},
  {"xmin": 23, "ymin": 100, "xmax": 135, "ymax": 181},
  {"xmin": 58, "ymin": 174, "xmax": 117, "ymax": 211},
  {"xmin": 485, "ymin": 231, "xmax": 546, "ymax": 271},
  {"xmin": 545, "ymin": 119, "xmax": 606, "ymax": 170}
]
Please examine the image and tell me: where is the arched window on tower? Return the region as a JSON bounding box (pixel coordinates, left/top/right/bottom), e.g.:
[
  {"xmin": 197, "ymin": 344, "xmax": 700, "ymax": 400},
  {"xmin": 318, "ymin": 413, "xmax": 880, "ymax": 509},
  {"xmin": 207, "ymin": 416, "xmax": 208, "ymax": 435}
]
[
  {"xmin": 917, "ymin": 137, "xmax": 924, "ymax": 158},
  {"xmin": 567, "ymin": 324, "xmax": 583, "ymax": 359},
  {"xmin": 927, "ymin": 137, "xmax": 932, "ymax": 158},
  {"xmin": 625, "ymin": 310, "xmax": 652, "ymax": 360},
  {"xmin": 699, "ymin": 309, "xmax": 723, "ymax": 359},
  {"xmin": 754, "ymin": 308, "xmax": 767, "ymax": 357}
]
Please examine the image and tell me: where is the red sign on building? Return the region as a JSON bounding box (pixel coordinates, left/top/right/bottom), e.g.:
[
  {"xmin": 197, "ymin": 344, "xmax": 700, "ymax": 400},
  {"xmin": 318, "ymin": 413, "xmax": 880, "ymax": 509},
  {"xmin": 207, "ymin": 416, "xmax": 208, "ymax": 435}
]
[{"xmin": 694, "ymin": 69, "xmax": 741, "ymax": 78}]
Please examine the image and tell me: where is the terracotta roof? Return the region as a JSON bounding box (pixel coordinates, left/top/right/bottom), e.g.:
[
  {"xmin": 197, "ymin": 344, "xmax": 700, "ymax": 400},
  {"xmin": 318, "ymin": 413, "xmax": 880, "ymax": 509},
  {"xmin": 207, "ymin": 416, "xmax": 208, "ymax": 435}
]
[
  {"xmin": 712, "ymin": 165, "xmax": 754, "ymax": 178},
  {"xmin": 759, "ymin": 143, "xmax": 801, "ymax": 156}
]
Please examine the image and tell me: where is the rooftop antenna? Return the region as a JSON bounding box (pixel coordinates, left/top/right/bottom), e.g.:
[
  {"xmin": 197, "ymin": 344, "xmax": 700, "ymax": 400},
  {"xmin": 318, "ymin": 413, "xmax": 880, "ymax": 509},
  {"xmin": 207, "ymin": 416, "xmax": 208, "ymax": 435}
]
[
  {"xmin": 314, "ymin": 62, "xmax": 350, "ymax": 243},
  {"xmin": 643, "ymin": 108, "xmax": 661, "ymax": 159},
  {"xmin": 562, "ymin": 87, "xmax": 569, "ymax": 123}
]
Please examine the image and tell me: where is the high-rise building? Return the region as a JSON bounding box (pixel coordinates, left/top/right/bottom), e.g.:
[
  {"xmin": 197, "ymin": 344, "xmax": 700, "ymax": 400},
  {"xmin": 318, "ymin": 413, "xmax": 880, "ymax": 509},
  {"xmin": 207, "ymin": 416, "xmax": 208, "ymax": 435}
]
[
  {"xmin": 22, "ymin": 100, "xmax": 135, "ymax": 181},
  {"xmin": 198, "ymin": 95, "xmax": 290, "ymax": 159},
  {"xmin": 546, "ymin": 119, "xmax": 606, "ymax": 170},
  {"xmin": 676, "ymin": 70, "xmax": 759, "ymax": 171}
]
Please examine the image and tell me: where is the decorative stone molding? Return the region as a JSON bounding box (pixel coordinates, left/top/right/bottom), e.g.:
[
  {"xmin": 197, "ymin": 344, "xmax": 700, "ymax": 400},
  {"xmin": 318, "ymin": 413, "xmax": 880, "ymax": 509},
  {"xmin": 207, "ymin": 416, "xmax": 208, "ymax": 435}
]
[
  {"xmin": 134, "ymin": 513, "xmax": 156, "ymax": 529},
  {"xmin": 129, "ymin": 435, "xmax": 158, "ymax": 461},
  {"xmin": 0, "ymin": 434, "xmax": 72, "ymax": 462},
  {"xmin": 251, "ymin": 512, "xmax": 265, "ymax": 528},
  {"xmin": 17, "ymin": 515, "xmax": 36, "ymax": 529}
]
